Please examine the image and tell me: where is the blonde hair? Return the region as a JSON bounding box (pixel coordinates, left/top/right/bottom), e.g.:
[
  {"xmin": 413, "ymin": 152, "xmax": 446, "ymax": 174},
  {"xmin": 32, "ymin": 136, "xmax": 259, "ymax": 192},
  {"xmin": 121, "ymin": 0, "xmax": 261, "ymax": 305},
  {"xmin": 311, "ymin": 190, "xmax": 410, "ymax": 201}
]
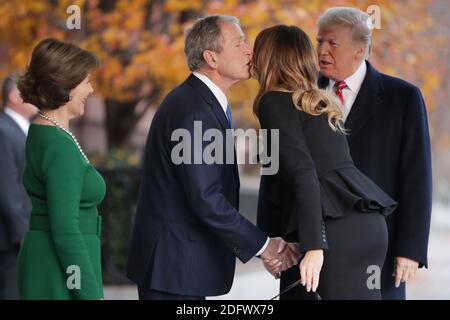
[{"xmin": 252, "ymin": 25, "xmax": 346, "ymax": 133}]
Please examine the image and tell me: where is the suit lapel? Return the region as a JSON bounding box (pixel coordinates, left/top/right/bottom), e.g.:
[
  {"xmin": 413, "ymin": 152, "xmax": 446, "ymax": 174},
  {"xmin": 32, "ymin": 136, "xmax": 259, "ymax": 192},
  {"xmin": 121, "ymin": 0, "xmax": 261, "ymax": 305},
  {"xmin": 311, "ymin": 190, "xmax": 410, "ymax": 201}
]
[
  {"xmin": 318, "ymin": 74, "xmax": 329, "ymax": 90},
  {"xmin": 185, "ymin": 74, "xmax": 240, "ymax": 185},
  {"xmin": 318, "ymin": 61, "xmax": 384, "ymax": 141},
  {"xmin": 1, "ymin": 111, "xmax": 26, "ymax": 140},
  {"xmin": 344, "ymin": 61, "xmax": 383, "ymax": 140},
  {"xmin": 185, "ymin": 74, "xmax": 230, "ymax": 131}
]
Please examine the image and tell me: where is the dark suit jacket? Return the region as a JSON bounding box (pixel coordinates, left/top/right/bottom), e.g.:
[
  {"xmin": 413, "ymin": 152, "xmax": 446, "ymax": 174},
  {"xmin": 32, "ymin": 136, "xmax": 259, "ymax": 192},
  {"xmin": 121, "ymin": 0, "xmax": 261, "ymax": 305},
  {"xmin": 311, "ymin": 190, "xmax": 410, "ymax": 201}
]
[
  {"xmin": 0, "ymin": 111, "xmax": 31, "ymax": 251},
  {"xmin": 126, "ymin": 74, "xmax": 267, "ymax": 297},
  {"xmin": 256, "ymin": 91, "xmax": 396, "ymax": 253},
  {"xmin": 319, "ymin": 61, "xmax": 432, "ymax": 299}
]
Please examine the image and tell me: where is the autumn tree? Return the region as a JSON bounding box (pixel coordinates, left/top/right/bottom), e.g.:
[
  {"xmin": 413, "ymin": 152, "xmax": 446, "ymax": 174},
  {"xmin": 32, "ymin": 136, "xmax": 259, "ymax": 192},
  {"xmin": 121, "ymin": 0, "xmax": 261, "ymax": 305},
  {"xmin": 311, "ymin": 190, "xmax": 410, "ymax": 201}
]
[{"xmin": 0, "ymin": 0, "xmax": 443, "ymax": 149}]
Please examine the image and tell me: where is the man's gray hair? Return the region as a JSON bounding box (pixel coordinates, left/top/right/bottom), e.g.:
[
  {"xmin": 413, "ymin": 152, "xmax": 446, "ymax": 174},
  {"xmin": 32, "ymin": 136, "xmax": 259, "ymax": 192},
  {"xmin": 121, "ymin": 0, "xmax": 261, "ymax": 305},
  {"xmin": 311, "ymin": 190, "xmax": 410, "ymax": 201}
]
[
  {"xmin": 317, "ymin": 7, "xmax": 372, "ymax": 58},
  {"xmin": 184, "ymin": 15, "xmax": 240, "ymax": 71},
  {"xmin": 1, "ymin": 75, "xmax": 16, "ymax": 109}
]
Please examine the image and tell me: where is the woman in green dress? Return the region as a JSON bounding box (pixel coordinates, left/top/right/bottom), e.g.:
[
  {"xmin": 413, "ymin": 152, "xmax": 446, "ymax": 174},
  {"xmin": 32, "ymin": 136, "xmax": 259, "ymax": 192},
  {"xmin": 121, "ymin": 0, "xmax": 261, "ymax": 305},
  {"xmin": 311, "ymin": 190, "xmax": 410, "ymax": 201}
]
[{"xmin": 16, "ymin": 38, "xmax": 105, "ymax": 300}]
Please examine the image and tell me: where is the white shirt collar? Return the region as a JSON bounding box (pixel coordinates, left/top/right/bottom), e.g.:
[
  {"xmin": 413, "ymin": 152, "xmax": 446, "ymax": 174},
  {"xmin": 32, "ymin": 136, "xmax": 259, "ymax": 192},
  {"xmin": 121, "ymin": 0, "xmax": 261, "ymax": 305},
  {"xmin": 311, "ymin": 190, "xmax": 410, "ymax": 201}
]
[
  {"xmin": 329, "ymin": 60, "xmax": 367, "ymax": 94},
  {"xmin": 4, "ymin": 107, "xmax": 30, "ymax": 135},
  {"xmin": 193, "ymin": 72, "xmax": 229, "ymax": 115}
]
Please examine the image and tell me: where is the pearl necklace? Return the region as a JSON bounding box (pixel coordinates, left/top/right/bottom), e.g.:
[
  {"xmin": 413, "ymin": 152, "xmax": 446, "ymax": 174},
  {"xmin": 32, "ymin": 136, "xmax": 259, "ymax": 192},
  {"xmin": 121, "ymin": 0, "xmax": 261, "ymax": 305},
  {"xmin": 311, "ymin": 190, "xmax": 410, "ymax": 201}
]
[{"xmin": 37, "ymin": 112, "xmax": 90, "ymax": 164}]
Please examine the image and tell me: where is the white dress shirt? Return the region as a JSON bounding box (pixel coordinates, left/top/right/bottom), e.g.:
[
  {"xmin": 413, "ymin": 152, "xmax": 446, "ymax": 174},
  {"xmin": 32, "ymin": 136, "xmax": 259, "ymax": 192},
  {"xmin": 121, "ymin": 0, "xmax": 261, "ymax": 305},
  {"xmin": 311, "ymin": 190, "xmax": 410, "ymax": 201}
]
[
  {"xmin": 193, "ymin": 72, "xmax": 230, "ymax": 119},
  {"xmin": 326, "ymin": 60, "xmax": 367, "ymax": 122},
  {"xmin": 4, "ymin": 107, "xmax": 30, "ymax": 136},
  {"xmin": 192, "ymin": 72, "xmax": 269, "ymax": 256}
]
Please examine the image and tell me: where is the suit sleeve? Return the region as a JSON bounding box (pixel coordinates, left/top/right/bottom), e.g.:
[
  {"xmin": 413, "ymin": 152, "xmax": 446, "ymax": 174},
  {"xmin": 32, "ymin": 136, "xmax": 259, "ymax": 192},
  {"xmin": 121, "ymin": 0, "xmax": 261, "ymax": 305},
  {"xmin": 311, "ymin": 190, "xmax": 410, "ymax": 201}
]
[
  {"xmin": 171, "ymin": 112, "xmax": 267, "ymax": 263},
  {"xmin": 258, "ymin": 93, "xmax": 328, "ymax": 253},
  {"xmin": 0, "ymin": 130, "xmax": 29, "ymax": 245},
  {"xmin": 395, "ymin": 86, "xmax": 432, "ymax": 268},
  {"xmin": 256, "ymin": 175, "xmax": 283, "ymax": 237},
  {"xmin": 43, "ymin": 138, "xmax": 102, "ymax": 299}
]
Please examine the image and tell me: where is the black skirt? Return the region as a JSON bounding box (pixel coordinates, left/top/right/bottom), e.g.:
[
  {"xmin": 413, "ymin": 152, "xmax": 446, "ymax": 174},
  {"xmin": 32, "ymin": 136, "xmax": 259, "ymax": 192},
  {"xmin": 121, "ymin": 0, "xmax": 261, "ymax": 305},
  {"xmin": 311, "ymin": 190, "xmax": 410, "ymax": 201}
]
[{"xmin": 280, "ymin": 210, "xmax": 388, "ymax": 300}]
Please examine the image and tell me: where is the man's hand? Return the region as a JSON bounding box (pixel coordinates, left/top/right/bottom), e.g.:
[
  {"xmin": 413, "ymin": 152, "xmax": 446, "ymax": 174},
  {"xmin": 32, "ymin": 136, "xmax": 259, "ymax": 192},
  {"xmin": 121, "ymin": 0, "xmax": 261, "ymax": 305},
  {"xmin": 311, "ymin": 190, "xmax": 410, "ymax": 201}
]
[
  {"xmin": 262, "ymin": 258, "xmax": 283, "ymax": 278},
  {"xmin": 261, "ymin": 240, "xmax": 300, "ymax": 278},
  {"xmin": 260, "ymin": 237, "xmax": 286, "ymax": 261},
  {"xmin": 393, "ymin": 256, "xmax": 419, "ymax": 288},
  {"xmin": 282, "ymin": 242, "xmax": 301, "ymax": 270}
]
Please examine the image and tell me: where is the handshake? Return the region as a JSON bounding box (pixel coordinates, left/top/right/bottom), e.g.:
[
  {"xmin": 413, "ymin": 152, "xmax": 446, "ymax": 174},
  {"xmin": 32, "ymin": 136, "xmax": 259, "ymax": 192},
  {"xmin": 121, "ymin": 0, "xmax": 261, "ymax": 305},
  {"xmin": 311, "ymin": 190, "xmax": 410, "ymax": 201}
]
[{"xmin": 260, "ymin": 237, "xmax": 301, "ymax": 279}]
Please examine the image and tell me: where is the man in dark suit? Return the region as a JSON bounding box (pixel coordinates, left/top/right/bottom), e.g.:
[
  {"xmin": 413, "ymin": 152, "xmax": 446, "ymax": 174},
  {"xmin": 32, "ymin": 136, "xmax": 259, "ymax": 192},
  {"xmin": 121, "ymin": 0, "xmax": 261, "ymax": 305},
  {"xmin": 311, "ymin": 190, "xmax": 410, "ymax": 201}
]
[
  {"xmin": 127, "ymin": 15, "xmax": 298, "ymax": 300},
  {"xmin": 0, "ymin": 76, "xmax": 37, "ymax": 299},
  {"xmin": 316, "ymin": 7, "xmax": 432, "ymax": 299}
]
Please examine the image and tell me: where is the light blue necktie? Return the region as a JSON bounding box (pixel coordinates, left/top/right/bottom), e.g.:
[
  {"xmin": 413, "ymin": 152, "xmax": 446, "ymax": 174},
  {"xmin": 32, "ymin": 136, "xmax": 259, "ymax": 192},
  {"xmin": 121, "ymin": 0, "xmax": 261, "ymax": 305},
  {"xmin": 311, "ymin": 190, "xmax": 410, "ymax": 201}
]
[{"xmin": 226, "ymin": 104, "xmax": 233, "ymax": 129}]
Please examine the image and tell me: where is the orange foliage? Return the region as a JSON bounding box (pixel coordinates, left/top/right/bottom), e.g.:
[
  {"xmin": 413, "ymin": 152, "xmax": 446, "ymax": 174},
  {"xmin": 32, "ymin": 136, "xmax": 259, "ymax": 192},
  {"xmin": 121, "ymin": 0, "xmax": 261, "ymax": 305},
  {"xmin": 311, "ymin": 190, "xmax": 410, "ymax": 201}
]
[{"xmin": 0, "ymin": 0, "xmax": 443, "ymax": 127}]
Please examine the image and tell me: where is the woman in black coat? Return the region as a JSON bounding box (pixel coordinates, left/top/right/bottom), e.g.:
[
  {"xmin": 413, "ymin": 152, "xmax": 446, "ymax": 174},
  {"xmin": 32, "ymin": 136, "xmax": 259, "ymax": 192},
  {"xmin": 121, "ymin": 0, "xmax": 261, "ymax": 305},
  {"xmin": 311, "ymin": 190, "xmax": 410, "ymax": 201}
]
[{"xmin": 252, "ymin": 25, "xmax": 397, "ymax": 300}]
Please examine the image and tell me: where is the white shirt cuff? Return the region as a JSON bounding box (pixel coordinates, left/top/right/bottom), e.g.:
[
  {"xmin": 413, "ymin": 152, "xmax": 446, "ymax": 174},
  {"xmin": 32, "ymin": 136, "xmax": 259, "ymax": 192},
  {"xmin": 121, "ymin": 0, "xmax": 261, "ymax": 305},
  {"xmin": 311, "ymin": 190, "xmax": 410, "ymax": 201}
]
[{"xmin": 255, "ymin": 237, "xmax": 270, "ymax": 257}]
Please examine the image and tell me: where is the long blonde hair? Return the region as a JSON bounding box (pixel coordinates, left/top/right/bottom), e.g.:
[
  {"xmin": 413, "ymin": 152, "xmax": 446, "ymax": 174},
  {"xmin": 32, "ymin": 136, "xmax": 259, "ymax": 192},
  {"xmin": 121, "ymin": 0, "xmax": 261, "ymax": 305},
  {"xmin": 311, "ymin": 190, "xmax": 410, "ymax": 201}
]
[{"xmin": 252, "ymin": 25, "xmax": 346, "ymax": 133}]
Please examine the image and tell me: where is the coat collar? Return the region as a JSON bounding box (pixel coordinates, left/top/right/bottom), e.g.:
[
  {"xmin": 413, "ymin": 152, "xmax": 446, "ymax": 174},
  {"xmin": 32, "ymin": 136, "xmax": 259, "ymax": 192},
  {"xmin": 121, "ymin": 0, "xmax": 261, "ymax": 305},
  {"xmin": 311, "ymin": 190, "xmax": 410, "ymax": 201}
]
[
  {"xmin": 318, "ymin": 60, "xmax": 384, "ymax": 140},
  {"xmin": 0, "ymin": 110, "xmax": 27, "ymax": 138},
  {"xmin": 185, "ymin": 73, "xmax": 230, "ymax": 131}
]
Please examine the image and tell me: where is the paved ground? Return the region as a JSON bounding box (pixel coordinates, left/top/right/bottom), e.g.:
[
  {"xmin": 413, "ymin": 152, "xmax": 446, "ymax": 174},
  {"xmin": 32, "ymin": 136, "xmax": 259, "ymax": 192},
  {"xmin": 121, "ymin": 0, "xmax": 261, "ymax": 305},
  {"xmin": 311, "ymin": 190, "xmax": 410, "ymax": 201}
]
[{"xmin": 104, "ymin": 204, "xmax": 450, "ymax": 300}]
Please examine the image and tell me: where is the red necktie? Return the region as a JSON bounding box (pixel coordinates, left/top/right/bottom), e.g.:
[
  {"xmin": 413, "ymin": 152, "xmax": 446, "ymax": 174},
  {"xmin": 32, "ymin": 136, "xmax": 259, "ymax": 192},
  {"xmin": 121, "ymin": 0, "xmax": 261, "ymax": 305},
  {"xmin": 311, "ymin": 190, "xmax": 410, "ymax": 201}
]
[{"xmin": 334, "ymin": 80, "xmax": 348, "ymax": 104}]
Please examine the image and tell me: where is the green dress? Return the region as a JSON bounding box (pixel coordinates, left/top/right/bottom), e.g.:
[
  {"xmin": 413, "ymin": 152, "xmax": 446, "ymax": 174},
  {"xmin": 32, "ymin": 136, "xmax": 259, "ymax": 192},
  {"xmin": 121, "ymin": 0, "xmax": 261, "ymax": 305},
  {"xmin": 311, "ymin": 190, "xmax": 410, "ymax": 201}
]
[{"xmin": 18, "ymin": 124, "xmax": 106, "ymax": 300}]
